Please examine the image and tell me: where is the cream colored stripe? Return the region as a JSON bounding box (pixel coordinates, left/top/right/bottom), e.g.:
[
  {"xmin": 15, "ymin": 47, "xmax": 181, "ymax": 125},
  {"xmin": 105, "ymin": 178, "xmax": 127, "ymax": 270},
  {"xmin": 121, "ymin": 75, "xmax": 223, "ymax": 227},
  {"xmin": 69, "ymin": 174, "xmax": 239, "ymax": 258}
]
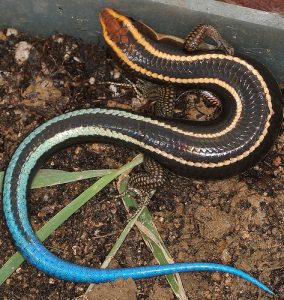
[
  {"xmin": 47, "ymin": 125, "xmax": 269, "ymax": 168},
  {"xmin": 100, "ymin": 111, "xmax": 270, "ymax": 167},
  {"xmin": 101, "ymin": 19, "xmax": 243, "ymax": 138},
  {"xmin": 104, "ymin": 8, "xmax": 273, "ymax": 119},
  {"xmin": 100, "ymin": 9, "xmax": 274, "ymax": 166}
]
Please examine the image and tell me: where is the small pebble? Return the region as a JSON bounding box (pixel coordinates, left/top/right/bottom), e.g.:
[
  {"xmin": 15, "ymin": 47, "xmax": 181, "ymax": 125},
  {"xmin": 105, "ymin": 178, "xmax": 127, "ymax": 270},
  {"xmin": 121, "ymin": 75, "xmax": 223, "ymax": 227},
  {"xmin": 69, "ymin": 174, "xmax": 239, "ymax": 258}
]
[
  {"xmin": 89, "ymin": 77, "xmax": 95, "ymax": 85},
  {"xmin": 64, "ymin": 46, "xmax": 71, "ymax": 60},
  {"xmin": 53, "ymin": 36, "xmax": 64, "ymax": 43},
  {"xmin": 109, "ymin": 84, "xmax": 119, "ymax": 97},
  {"xmin": 110, "ymin": 208, "xmax": 117, "ymax": 214},
  {"xmin": 273, "ymin": 156, "xmax": 281, "ymax": 167},
  {"xmin": 221, "ymin": 248, "xmax": 232, "ymax": 264},
  {"xmin": 112, "ymin": 68, "xmax": 121, "ymax": 79},
  {"xmin": 6, "ymin": 28, "xmax": 18, "ymax": 36},
  {"xmin": 15, "ymin": 41, "xmax": 33, "ymax": 64},
  {"xmin": 241, "ymin": 230, "xmax": 250, "ymax": 239},
  {"xmin": 73, "ymin": 56, "xmax": 81, "ymax": 63},
  {"xmin": 64, "ymin": 53, "xmax": 71, "ymax": 60},
  {"xmin": 212, "ymin": 272, "xmax": 222, "ymax": 282},
  {"xmin": 72, "ymin": 245, "xmax": 78, "ymax": 255}
]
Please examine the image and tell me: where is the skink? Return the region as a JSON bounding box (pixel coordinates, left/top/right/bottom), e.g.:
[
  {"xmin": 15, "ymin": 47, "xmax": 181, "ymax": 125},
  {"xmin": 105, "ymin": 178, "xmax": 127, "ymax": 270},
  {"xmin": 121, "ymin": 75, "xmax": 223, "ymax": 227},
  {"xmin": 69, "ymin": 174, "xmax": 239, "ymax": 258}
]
[{"xmin": 3, "ymin": 7, "xmax": 283, "ymax": 294}]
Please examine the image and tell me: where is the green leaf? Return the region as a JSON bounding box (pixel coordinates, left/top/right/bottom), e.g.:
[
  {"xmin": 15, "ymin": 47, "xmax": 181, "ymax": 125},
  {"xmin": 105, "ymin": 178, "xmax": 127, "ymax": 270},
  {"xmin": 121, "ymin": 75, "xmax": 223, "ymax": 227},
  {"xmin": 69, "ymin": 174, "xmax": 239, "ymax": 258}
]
[
  {"xmin": 118, "ymin": 180, "xmax": 187, "ymax": 299},
  {"xmin": 0, "ymin": 169, "xmax": 114, "ymax": 190}
]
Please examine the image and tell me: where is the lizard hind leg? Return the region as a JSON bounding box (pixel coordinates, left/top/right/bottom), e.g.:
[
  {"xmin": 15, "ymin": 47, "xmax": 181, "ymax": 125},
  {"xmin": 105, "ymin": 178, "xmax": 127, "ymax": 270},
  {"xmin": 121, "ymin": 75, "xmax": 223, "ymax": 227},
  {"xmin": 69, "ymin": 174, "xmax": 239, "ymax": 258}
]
[
  {"xmin": 127, "ymin": 156, "xmax": 167, "ymax": 209},
  {"xmin": 127, "ymin": 85, "xmax": 176, "ymax": 209},
  {"xmin": 184, "ymin": 24, "xmax": 234, "ymax": 55}
]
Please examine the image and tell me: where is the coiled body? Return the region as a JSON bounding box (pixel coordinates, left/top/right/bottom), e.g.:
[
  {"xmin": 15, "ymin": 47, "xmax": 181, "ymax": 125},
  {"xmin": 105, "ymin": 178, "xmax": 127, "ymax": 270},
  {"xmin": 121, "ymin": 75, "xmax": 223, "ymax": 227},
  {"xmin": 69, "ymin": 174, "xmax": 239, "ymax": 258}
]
[
  {"xmin": 2, "ymin": 7, "xmax": 283, "ymax": 294},
  {"xmin": 100, "ymin": 8, "xmax": 283, "ymax": 178}
]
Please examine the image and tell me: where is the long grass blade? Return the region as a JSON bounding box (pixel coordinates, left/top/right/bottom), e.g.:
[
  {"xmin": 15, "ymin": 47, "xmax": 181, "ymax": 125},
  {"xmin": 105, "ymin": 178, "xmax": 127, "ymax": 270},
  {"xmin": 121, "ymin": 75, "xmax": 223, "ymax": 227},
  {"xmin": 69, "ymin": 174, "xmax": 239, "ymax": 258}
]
[
  {"xmin": 0, "ymin": 169, "xmax": 114, "ymax": 190},
  {"xmin": 119, "ymin": 179, "xmax": 188, "ymax": 300}
]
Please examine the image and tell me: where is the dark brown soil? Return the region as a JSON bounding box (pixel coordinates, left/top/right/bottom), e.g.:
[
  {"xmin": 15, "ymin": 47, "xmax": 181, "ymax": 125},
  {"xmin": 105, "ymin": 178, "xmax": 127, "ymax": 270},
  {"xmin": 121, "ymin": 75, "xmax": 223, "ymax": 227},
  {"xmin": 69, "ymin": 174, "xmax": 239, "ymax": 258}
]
[{"xmin": 0, "ymin": 29, "xmax": 283, "ymax": 300}]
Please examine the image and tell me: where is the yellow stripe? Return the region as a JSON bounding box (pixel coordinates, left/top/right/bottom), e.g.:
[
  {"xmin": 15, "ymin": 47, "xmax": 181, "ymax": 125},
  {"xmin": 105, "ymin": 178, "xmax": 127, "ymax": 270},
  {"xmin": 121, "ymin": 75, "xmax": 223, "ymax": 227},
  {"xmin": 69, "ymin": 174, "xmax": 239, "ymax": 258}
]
[
  {"xmin": 100, "ymin": 8, "xmax": 274, "ymax": 167},
  {"xmin": 101, "ymin": 16, "xmax": 243, "ymax": 138},
  {"xmin": 72, "ymin": 126, "xmax": 268, "ymax": 168},
  {"xmin": 103, "ymin": 8, "xmax": 272, "ymax": 115}
]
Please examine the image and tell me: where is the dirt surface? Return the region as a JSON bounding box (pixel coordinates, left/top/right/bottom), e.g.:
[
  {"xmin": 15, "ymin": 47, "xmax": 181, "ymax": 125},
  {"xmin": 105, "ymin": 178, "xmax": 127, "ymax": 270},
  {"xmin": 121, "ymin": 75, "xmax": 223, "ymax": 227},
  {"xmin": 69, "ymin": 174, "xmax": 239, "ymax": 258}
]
[
  {"xmin": 79, "ymin": 278, "xmax": 138, "ymax": 300},
  {"xmin": 0, "ymin": 29, "xmax": 283, "ymax": 300}
]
